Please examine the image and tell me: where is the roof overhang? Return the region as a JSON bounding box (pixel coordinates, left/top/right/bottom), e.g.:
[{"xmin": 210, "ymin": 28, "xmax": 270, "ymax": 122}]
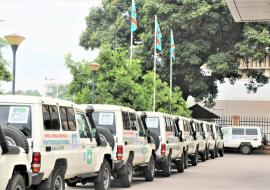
[
  {"xmin": 225, "ymin": 0, "xmax": 270, "ymax": 22},
  {"xmin": 189, "ymin": 104, "xmax": 220, "ymax": 119}
]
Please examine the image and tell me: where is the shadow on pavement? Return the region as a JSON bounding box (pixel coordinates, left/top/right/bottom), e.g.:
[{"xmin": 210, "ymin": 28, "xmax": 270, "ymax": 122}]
[{"xmin": 68, "ymin": 169, "xmax": 182, "ymax": 189}]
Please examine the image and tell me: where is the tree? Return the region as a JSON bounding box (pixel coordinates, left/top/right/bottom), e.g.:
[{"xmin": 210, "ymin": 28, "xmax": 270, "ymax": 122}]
[
  {"xmin": 23, "ymin": 90, "xmax": 42, "ymax": 96},
  {"xmin": 0, "ymin": 38, "xmax": 12, "ymax": 82},
  {"xmin": 4, "ymin": 89, "xmax": 41, "ymax": 96},
  {"xmin": 65, "ymin": 44, "xmax": 191, "ymax": 116},
  {"xmin": 80, "ymin": 0, "xmax": 270, "ymax": 107}
]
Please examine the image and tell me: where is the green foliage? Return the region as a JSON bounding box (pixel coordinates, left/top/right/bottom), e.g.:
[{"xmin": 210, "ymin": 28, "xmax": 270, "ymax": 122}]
[
  {"xmin": 4, "ymin": 90, "xmax": 41, "ymax": 96},
  {"xmin": 141, "ymin": 72, "xmax": 191, "ymax": 116},
  {"xmin": 66, "ymin": 44, "xmax": 191, "ymax": 116},
  {"xmin": 23, "ymin": 90, "xmax": 41, "ymax": 96},
  {"xmin": 0, "ymin": 38, "xmax": 12, "ymax": 82},
  {"xmin": 80, "ymin": 0, "xmax": 270, "ymax": 106},
  {"xmin": 65, "ymin": 53, "xmax": 91, "ymax": 103},
  {"xmin": 236, "ymin": 24, "xmax": 270, "ymax": 62}
]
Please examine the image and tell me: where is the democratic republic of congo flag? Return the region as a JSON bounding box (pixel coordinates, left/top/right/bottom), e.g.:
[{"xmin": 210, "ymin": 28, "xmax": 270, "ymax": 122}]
[
  {"xmin": 156, "ymin": 19, "xmax": 162, "ymax": 51},
  {"xmin": 131, "ymin": 0, "xmax": 138, "ymax": 33},
  {"xmin": 170, "ymin": 31, "xmax": 176, "ymax": 61}
]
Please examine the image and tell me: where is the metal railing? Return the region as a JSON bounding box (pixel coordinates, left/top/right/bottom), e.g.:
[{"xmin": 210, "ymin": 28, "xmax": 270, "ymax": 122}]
[{"xmin": 198, "ymin": 116, "xmax": 270, "ymax": 142}]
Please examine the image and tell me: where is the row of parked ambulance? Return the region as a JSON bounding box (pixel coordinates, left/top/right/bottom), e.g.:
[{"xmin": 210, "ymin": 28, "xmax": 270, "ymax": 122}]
[{"xmin": 0, "ymin": 95, "xmax": 224, "ymax": 190}]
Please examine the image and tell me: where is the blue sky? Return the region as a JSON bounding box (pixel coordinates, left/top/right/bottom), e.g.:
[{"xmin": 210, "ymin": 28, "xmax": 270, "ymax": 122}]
[{"xmin": 0, "ymin": 0, "xmax": 101, "ymax": 93}]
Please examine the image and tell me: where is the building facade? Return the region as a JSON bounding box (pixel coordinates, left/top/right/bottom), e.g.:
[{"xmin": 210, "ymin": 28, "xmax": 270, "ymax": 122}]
[
  {"xmin": 212, "ymin": 100, "xmax": 270, "ymax": 118},
  {"xmin": 226, "ymin": 0, "xmax": 270, "ymax": 22},
  {"xmin": 239, "ymin": 56, "xmax": 270, "ymax": 77}
]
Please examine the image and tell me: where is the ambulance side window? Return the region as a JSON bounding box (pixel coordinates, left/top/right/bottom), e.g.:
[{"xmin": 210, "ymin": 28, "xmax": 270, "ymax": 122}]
[
  {"xmin": 42, "ymin": 105, "xmax": 60, "ymax": 130},
  {"xmin": 60, "ymin": 107, "xmax": 77, "ymax": 131},
  {"xmin": 129, "ymin": 112, "xmax": 138, "ymax": 131},
  {"xmin": 122, "ymin": 111, "xmax": 131, "ymax": 130}
]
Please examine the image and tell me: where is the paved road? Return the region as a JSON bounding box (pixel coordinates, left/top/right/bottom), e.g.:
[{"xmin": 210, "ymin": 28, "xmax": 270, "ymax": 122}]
[{"xmin": 67, "ymin": 153, "xmax": 270, "ymax": 190}]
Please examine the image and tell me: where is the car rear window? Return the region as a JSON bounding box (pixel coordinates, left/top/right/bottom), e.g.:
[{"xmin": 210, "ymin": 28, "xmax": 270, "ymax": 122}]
[
  {"xmin": 0, "ymin": 105, "xmax": 32, "ymax": 137},
  {"xmin": 146, "ymin": 117, "xmax": 160, "ymax": 136},
  {"xmin": 92, "ymin": 112, "xmax": 116, "ymax": 135},
  {"xmin": 246, "ymin": 128, "xmax": 258, "ymax": 135},
  {"xmin": 232, "ymin": 128, "xmax": 244, "ymax": 135}
]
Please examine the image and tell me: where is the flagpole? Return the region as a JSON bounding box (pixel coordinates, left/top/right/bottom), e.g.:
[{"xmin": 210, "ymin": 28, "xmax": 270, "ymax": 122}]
[
  {"xmin": 153, "ymin": 15, "xmax": 157, "ymax": 112},
  {"xmin": 130, "ymin": 0, "xmax": 134, "ymax": 62},
  {"xmin": 130, "ymin": 31, "xmax": 133, "ymax": 61},
  {"xmin": 170, "ymin": 30, "xmax": 173, "ymax": 111}
]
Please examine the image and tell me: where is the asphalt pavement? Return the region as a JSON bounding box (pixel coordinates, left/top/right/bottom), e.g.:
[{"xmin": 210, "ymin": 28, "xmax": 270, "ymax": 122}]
[{"xmin": 67, "ymin": 153, "xmax": 270, "ymax": 190}]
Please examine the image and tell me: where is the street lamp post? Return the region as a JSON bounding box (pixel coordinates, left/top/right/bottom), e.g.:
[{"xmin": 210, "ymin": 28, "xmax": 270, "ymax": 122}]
[
  {"xmin": 89, "ymin": 63, "xmax": 101, "ymax": 104},
  {"xmin": 4, "ymin": 34, "xmax": 25, "ymax": 95}
]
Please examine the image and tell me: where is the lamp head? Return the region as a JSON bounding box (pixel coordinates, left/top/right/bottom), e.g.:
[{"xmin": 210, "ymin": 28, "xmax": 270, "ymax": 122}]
[
  {"xmin": 4, "ymin": 34, "xmax": 25, "ymax": 45},
  {"xmin": 89, "ymin": 63, "xmax": 101, "ymax": 72}
]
